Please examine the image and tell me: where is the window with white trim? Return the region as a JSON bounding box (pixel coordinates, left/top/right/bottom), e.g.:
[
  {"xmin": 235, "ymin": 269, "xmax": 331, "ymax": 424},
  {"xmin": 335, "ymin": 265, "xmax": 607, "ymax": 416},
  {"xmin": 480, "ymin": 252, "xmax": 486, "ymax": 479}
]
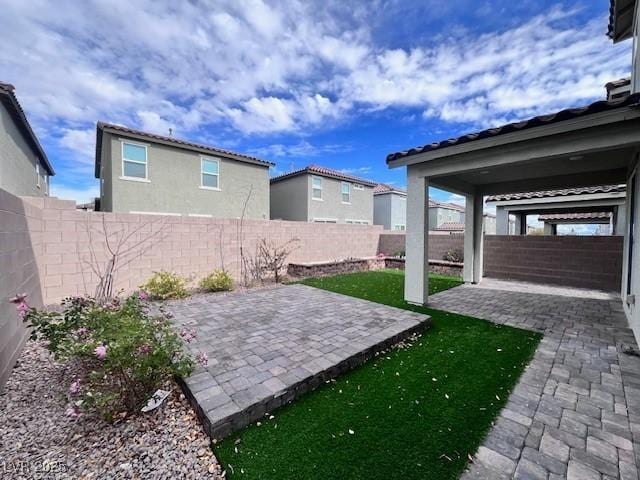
[
  {"xmin": 313, "ymin": 218, "xmax": 337, "ymax": 223},
  {"xmin": 346, "ymin": 219, "xmax": 369, "ymax": 225},
  {"xmin": 312, "ymin": 176, "xmax": 322, "ymax": 200},
  {"xmin": 43, "ymin": 174, "xmax": 48, "ymax": 195},
  {"xmin": 393, "ymin": 224, "xmax": 406, "ymax": 231},
  {"xmin": 341, "ymin": 182, "xmax": 351, "ymax": 203},
  {"xmin": 201, "ymin": 157, "xmax": 219, "ymax": 189},
  {"xmin": 36, "ymin": 163, "xmax": 40, "ymax": 188},
  {"xmin": 122, "ymin": 142, "xmax": 148, "ymax": 179},
  {"xmin": 353, "ymin": 183, "xmax": 364, "ymax": 190}
]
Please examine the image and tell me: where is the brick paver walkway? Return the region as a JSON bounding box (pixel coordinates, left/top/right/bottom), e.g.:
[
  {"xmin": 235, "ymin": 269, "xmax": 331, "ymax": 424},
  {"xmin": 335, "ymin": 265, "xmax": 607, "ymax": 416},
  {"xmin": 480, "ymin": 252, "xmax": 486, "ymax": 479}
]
[
  {"xmin": 429, "ymin": 279, "xmax": 640, "ymax": 480},
  {"xmin": 166, "ymin": 284, "xmax": 430, "ymax": 440}
]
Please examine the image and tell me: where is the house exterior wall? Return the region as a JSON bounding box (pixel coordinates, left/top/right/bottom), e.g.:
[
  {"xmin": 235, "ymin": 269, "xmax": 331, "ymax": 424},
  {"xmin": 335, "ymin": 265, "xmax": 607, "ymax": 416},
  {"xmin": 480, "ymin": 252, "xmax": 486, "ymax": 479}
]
[
  {"xmin": 0, "ymin": 189, "xmax": 43, "ymax": 391},
  {"xmin": 270, "ymin": 174, "xmax": 309, "ymax": 221},
  {"xmin": 429, "ymin": 206, "xmax": 463, "ymax": 229},
  {"xmin": 374, "ymin": 193, "xmax": 406, "ymax": 230},
  {"xmin": 484, "ymin": 215, "xmax": 497, "ymax": 234},
  {"xmin": 308, "ymin": 175, "xmax": 373, "ymax": 223},
  {"xmin": 101, "ymin": 132, "xmax": 270, "ymax": 219},
  {"xmin": 0, "ymin": 103, "xmax": 48, "ymax": 197}
]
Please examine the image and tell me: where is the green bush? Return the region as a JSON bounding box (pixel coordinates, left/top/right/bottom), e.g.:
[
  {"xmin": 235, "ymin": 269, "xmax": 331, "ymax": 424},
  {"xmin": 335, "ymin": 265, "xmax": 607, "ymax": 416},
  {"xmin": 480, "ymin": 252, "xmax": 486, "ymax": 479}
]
[
  {"xmin": 24, "ymin": 294, "xmax": 201, "ymax": 420},
  {"xmin": 199, "ymin": 269, "xmax": 234, "ymax": 292},
  {"xmin": 141, "ymin": 271, "xmax": 188, "ymax": 300}
]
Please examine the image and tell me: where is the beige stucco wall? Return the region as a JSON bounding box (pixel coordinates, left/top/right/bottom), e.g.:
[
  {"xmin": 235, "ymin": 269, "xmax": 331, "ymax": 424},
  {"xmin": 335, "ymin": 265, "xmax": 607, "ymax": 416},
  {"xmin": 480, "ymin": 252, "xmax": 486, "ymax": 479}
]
[
  {"xmin": 0, "ymin": 103, "xmax": 48, "ymax": 197},
  {"xmin": 307, "ymin": 175, "xmax": 374, "ymax": 223},
  {"xmin": 270, "ymin": 174, "xmax": 308, "ymax": 221},
  {"xmin": 0, "ymin": 189, "xmax": 43, "ymax": 391},
  {"xmin": 101, "ymin": 132, "xmax": 270, "ymax": 219}
]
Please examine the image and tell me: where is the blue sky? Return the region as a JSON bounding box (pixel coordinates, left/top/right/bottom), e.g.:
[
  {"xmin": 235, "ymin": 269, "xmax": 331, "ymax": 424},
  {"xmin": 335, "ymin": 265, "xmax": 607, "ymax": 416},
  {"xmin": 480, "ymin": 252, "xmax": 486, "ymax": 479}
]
[{"xmin": 0, "ymin": 0, "xmax": 632, "ymax": 214}]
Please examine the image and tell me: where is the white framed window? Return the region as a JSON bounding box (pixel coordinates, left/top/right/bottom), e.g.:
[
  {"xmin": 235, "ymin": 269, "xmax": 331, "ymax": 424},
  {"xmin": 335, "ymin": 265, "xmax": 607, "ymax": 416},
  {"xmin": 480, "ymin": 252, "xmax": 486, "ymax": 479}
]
[
  {"xmin": 313, "ymin": 217, "xmax": 337, "ymax": 223},
  {"xmin": 201, "ymin": 157, "xmax": 220, "ymax": 190},
  {"xmin": 35, "ymin": 163, "xmax": 40, "ymax": 188},
  {"xmin": 393, "ymin": 224, "xmax": 406, "ymax": 231},
  {"xmin": 353, "ymin": 183, "xmax": 365, "ymax": 190},
  {"xmin": 122, "ymin": 141, "xmax": 148, "ymax": 180},
  {"xmin": 312, "ymin": 176, "xmax": 323, "ymax": 200},
  {"xmin": 341, "ymin": 182, "xmax": 351, "ymax": 203},
  {"xmin": 43, "ymin": 174, "xmax": 48, "ymax": 195}
]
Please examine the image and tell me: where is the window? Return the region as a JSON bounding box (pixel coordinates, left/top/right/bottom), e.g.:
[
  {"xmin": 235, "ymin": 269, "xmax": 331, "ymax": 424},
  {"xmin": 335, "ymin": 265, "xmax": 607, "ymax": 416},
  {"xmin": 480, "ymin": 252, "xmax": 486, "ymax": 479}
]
[
  {"xmin": 313, "ymin": 218, "xmax": 337, "ymax": 223},
  {"xmin": 35, "ymin": 163, "xmax": 40, "ymax": 188},
  {"xmin": 346, "ymin": 219, "xmax": 369, "ymax": 225},
  {"xmin": 122, "ymin": 142, "xmax": 148, "ymax": 179},
  {"xmin": 353, "ymin": 183, "xmax": 365, "ymax": 190},
  {"xmin": 43, "ymin": 174, "xmax": 48, "ymax": 195},
  {"xmin": 341, "ymin": 182, "xmax": 351, "ymax": 203},
  {"xmin": 393, "ymin": 224, "xmax": 406, "ymax": 231},
  {"xmin": 201, "ymin": 157, "xmax": 219, "ymax": 189},
  {"xmin": 312, "ymin": 176, "xmax": 322, "ymax": 200}
]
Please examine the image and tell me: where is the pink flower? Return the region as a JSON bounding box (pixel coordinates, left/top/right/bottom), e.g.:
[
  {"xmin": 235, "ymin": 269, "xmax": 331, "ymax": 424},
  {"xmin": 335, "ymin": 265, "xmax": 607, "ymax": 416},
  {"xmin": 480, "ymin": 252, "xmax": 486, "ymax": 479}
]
[
  {"xmin": 9, "ymin": 294, "xmax": 29, "ymax": 320},
  {"xmin": 196, "ymin": 352, "xmax": 208, "ymax": 367},
  {"xmin": 69, "ymin": 380, "xmax": 81, "ymax": 395},
  {"xmin": 180, "ymin": 328, "xmax": 197, "ymax": 343},
  {"xmin": 65, "ymin": 404, "xmax": 82, "ymax": 418},
  {"xmin": 94, "ymin": 344, "xmax": 107, "ymax": 360},
  {"xmin": 138, "ymin": 290, "xmax": 149, "ymax": 301},
  {"xmin": 137, "ymin": 344, "xmax": 152, "ymax": 356}
]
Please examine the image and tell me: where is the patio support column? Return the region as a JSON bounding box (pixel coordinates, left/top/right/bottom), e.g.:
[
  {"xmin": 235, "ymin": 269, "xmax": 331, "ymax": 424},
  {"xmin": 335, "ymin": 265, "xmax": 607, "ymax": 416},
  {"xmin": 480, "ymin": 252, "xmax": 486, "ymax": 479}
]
[
  {"xmin": 404, "ymin": 172, "xmax": 429, "ymax": 305},
  {"xmin": 496, "ymin": 206, "xmax": 509, "ymax": 234},
  {"xmin": 463, "ymin": 191, "xmax": 484, "ymax": 283}
]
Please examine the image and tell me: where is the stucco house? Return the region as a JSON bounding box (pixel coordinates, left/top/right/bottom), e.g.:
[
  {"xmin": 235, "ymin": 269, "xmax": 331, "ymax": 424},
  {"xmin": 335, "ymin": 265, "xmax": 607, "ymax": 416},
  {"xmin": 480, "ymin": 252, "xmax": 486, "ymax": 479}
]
[
  {"xmin": 429, "ymin": 199, "xmax": 465, "ymax": 230},
  {"xmin": 270, "ymin": 165, "xmax": 376, "ymax": 224},
  {"xmin": 0, "ymin": 82, "xmax": 55, "ymax": 197},
  {"xmin": 386, "ymin": 0, "xmax": 640, "ymax": 342},
  {"xmin": 95, "ymin": 122, "xmax": 274, "ymax": 218},
  {"xmin": 373, "ymin": 183, "xmax": 407, "ymax": 230},
  {"xmin": 486, "ymin": 184, "xmax": 627, "ymax": 235}
]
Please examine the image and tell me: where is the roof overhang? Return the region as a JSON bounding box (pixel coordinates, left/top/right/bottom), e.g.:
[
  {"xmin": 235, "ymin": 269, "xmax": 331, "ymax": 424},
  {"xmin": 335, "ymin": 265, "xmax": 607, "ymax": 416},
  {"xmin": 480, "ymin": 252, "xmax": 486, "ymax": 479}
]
[{"xmin": 608, "ymin": 0, "xmax": 638, "ymax": 42}]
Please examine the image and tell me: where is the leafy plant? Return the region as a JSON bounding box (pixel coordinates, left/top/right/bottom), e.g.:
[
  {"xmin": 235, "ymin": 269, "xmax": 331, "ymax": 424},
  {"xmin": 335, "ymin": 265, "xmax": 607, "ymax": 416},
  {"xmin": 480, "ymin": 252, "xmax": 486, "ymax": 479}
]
[
  {"xmin": 199, "ymin": 269, "xmax": 234, "ymax": 292},
  {"xmin": 141, "ymin": 271, "xmax": 188, "ymax": 300},
  {"xmin": 443, "ymin": 248, "xmax": 464, "ymax": 263},
  {"xmin": 23, "ymin": 293, "xmax": 203, "ymax": 420}
]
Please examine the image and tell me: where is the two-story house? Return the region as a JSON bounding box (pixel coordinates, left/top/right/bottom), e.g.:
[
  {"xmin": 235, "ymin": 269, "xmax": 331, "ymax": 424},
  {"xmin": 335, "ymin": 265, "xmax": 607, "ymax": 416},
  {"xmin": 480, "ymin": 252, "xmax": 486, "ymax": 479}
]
[
  {"xmin": 95, "ymin": 122, "xmax": 274, "ymax": 219},
  {"xmin": 373, "ymin": 183, "xmax": 407, "ymax": 230},
  {"xmin": 270, "ymin": 165, "xmax": 376, "ymax": 224},
  {"xmin": 428, "ymin": 200, "xmax": 465, "ymax": 230},
  {"xmin": 0, "ymin": 82, "xmax": 55, "ymax": 197}
]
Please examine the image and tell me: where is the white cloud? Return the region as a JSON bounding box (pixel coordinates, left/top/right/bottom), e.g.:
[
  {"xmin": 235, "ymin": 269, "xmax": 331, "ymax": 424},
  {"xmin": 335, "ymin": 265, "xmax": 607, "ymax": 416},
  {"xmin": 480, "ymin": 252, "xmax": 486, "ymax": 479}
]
[
  {"xmin": 249, "ymin": 141, "xmax": 349, "ymax": 158},
  {"xmin": 59, "ymin": 128, "xmax": 95, "ymax": 166},
  {"xmin": 50, "ymin": 183, "xmax": 99, "ymax": 204}
]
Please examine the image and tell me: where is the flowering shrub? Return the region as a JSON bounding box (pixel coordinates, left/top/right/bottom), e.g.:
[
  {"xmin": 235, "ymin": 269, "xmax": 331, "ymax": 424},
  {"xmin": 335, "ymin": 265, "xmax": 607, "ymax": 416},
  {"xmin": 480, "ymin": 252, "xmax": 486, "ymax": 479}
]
[
  {"xmin": 141, "ymin": 271, "xmax": 189, "ymax": 300},
  {"xmin": 21, "ymin": 294, "xmax": 206, "ymax": 420},
  {"xmin": 199, "ymin": 269, "xmax": 234, "ymax": 292}
]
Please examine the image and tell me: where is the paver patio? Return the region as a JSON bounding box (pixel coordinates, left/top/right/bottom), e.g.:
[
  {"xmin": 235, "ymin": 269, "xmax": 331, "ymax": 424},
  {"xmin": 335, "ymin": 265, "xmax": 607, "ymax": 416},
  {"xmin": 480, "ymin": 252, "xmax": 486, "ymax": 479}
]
[
  {"xmin": 165, "ymin": 284, "xmax": 430, "ymax": 440},
  {"xmin": 429, "ymin": 279, "xmax": 640, "ymax": 480}
]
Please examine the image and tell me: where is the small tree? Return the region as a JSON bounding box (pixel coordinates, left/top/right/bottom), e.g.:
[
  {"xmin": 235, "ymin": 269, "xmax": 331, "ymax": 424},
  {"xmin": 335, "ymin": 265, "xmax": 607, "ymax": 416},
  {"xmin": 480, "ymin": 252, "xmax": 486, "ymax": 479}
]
[{"xmin": 256, "ymin": 237, "xmax": 299, "ymax": 283}]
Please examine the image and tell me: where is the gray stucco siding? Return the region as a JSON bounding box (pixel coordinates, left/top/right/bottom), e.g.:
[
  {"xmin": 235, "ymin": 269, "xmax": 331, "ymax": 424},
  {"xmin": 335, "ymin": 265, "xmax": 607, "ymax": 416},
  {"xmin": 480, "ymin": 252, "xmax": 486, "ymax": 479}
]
[
  {"xmin": 0, "ymin": 103, "xmax": 48, "ymax": 197},
  {"xmin": 374, "ymin": 193, "xmax": 406, "ymax": 230},
  {"xmin": 104, "ymin": 133, "xmax": 269, "ymax": 219},
  {"xmin": 270, "ymin": 174, "xmax": 308, "ymax": 221},
  {"xmin": 307, "ymin": 175, "xmax": 373, "ymax": 223}
]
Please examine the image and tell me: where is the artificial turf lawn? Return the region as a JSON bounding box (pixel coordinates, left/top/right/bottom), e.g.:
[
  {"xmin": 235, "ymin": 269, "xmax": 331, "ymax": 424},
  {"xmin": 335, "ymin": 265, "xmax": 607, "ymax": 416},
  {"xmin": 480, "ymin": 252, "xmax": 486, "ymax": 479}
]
[{"xmin": 213, "ymin": 270, "xmax": 541, "ymax": 479}]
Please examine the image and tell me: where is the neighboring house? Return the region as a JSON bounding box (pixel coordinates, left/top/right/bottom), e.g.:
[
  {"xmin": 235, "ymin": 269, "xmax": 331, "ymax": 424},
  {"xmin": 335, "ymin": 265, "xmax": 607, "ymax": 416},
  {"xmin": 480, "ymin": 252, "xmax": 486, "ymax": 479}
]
[
  {"xmin": 429, "ymin": 200, "xmax": 465, "ymax": 230},
  {"xmin": 538, "ymin": 212, "xmax": 613, "ymax": 235},
  {"xmin": 606, "ymin": 77, "xmax": 631, "ymax": 100},
  {"xmin": 270, "ymin": 165, "xmax": 376, "ymax": 224},
  {"xmin": 95, "ymin": 122, "xmax": 273, "ymax": 218},
  {"xmin": 486, "ymin": 184, "xmax": 626, "ymax": 235},
  {"xmin": 373, "ymin": 183, "xmax": 407, "ymax": 230},
  {"xmin": 0, "ymin": 82, "xmax": 54, "ymax": 197}
]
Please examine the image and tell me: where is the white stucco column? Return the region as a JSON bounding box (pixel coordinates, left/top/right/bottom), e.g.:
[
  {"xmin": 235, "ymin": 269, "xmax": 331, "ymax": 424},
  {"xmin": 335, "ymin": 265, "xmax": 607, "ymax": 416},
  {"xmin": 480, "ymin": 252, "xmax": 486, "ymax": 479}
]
[
  {"xmin": 463, "ymin": 192, "xmax": 484, "ymax": 283},
  {"xmin": 543, "ymin": 222, "xmax": 553, "ymax": 235},
  {"xmin": 615, "ymin": 204, "xmax": 627, "ymax": 236},
  {"xmin": 495, "ymin": 206, "xmax": 509, "ymax": 235},
  {"xmin": 404, "ymin": 172, "xmax": 429, "ymax": 305}
]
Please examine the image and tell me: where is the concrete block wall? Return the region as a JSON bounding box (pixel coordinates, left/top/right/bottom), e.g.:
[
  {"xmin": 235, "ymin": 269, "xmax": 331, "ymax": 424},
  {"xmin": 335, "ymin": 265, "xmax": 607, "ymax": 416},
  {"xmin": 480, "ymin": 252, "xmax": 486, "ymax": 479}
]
[
  {"xmin": 377, "ymin": 232, "xmax": 464, "ymax": 260},
  {"xmin": 0, "ymin": 189, "xmax": 43, "ymax": 390},
  {"xmin": 484, "ymin": 235, "xmax": 624, "ymax": 291},
  {"xmin": 34, "ymin": 200, "xmax": 384, "ymax": 303}
]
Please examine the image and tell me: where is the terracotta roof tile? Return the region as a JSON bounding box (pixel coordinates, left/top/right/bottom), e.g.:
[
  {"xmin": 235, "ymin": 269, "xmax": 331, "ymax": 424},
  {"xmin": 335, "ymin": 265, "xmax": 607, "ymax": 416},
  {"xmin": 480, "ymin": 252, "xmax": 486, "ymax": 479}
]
[
  {"xmin": 486, "ymin": 184, "xmax": 626, "ymax": 202},
  {"xmin": 374, "ymin": 183, "xmax": 406, "ymax": 194},
  {"xmin": 270, "ymin": 165, "xmax": 377, "ymax": 187},
  {"xmin": 538, "ymin": 212, "xmax": 611, "ymax": 221},
  {"xmin": 387, "ymin": 93, "xmax": 640, "ymax": 163}
]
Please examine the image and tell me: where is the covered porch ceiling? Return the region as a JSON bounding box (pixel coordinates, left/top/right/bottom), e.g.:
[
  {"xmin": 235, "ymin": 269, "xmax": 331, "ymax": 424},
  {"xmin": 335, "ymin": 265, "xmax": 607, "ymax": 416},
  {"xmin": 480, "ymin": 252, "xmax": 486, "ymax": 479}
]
[{"xmin": 387, "ymin": 95, "xmax": 640, "ymax": 196}]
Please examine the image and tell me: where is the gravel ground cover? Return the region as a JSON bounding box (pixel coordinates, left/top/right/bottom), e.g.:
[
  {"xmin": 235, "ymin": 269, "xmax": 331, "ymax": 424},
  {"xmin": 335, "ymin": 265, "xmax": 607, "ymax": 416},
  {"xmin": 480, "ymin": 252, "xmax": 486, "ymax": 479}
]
[{"xmin": 0, "ymin": 341, "xmax": 222, "ymax": 479}]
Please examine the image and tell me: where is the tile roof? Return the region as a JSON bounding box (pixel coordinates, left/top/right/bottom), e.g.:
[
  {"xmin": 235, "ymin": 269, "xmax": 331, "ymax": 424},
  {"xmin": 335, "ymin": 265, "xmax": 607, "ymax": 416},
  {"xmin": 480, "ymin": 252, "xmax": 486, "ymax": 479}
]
[
  {"xmin": 95, "ymin": 122, "xmax": 273, "ymax": 178},
  {"xmin": 435, "ymin": 221, "xmax": 465, "ymax": 231},
  {"xmin": 608, "ymin": 0, "xmax": 637, "ymax": 41},
  {"xmin": 486, "ymin": 184, "xmax": 626, "ymax": 202},
  {"xmin": 270, "ymin": 165, "xmax": 378, "ymax": 187},
  {"xmin": 374, "ymin": 183, "xmax": 406, "ymax": 195},
  {"xmin": 386, "ymin": 93, "xmax": 640, "ymax": 163},
  {"xmin": 538, "ymin": 212, "xmax": 611, "ymax": 221},
  {"xmin": 0, "ymin": 82, "xmax": 54, "ymax": 175},
  {"xmin": 429, "ymin": 199, "xmax": 466, "ymax": 212}
]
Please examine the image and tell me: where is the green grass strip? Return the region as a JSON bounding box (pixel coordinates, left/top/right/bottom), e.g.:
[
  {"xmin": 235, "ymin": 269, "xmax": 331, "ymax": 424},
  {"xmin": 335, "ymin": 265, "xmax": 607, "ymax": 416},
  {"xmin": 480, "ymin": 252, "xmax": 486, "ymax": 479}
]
[{"xmin": 214, "ymin": 270, "xmax": 541, "ymax": 479}]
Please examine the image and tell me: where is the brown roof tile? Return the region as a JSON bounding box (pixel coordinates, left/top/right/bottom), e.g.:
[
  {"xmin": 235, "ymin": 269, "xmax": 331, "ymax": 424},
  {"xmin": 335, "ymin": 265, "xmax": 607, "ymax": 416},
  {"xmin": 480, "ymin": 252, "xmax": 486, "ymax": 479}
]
[
  {"xmin": 270, "ymin": 164, "xmax": 377, "ymax": 187},
  {"xmin": 486, "ymin": 184, "xmax": 626, "ymax": 202}
]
